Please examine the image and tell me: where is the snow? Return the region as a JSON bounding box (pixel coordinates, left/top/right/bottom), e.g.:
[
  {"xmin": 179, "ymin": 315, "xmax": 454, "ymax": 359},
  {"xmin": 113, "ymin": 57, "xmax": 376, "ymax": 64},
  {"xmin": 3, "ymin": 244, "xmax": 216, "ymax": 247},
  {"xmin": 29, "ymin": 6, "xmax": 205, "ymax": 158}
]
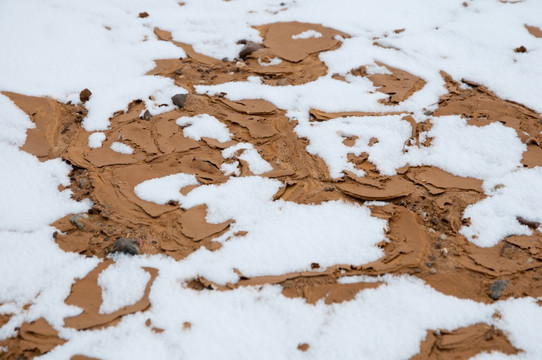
[
  {"xmin": 222, "ymin": 143, "xmax": 273, "ymax": 175},
  {"xmin": 134, "ymin": 172, "xmax": 199, "ymax": 205},
  {"xmin": 297, "ymin": 115, "xmax": 411, "ymax": 178},
  {"xmin": 221, "ymin": 161, "xmax": 241, "ymax": 176},
  {"xmin": 258, "ymin": 57, "xmax": 282, "ymax": 67},
  {"xmin": 88, "ymin": 132, "xmax": 106, "ymax": 148},
  {"xmin": 461, "ymin": 167, "xmax": 542, "ymax": 247},
  {"xmin": 98, "ymin": 258, "xmax": 151, "ymax": 314},
  {"xmin": 39, "ymin": 274, "xmax": 542, "ymax": 360},
  {"xmin": 406, "ymin": 116, "xmax": 526, "ymax": 181},
  {"xmin": 292, "ymin": 30, "xmax": 323, "ymax": 40},
  {"xmin": 176, "ymin": 114, "xmax": 232, "ymax": 142},
  {"xmin": 110, "ymin": 141, "xmax": 134, "ymax": 154},
  {"xmin": 0, "ymin": 0, "xmax": 185, "ymax": 131}
]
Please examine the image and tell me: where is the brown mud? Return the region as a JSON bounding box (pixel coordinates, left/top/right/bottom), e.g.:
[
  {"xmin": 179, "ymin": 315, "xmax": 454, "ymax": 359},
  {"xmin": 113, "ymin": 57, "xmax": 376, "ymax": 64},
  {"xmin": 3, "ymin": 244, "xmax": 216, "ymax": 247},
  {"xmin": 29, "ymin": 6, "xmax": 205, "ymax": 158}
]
[{"xmin": 2, "ymin": 21, "xmax": 542, "ymax": 359}]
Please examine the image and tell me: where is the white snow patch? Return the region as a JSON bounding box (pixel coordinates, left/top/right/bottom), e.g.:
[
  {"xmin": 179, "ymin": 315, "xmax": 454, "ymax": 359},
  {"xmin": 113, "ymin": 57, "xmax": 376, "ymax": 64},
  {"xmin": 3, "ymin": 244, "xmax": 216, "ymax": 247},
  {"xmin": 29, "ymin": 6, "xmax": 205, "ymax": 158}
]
[
  {"xmin": 222, "ymin": 143, "xmax": 273, "ymax": 175},
  {"xmin": 0, "ymin": 144, "xmax": 91, "ymax": 232},
  {"xmin": 134, "ymin": 173, "xmax": 199, "ymax": 205},
  {"xmin": 292, "ymin": 29, "xmax": 323, "ymax": 39},
  {"xmin": 461, "ymin": 167, "xmax": 542, "ymax": 247},
  {"xmin": 98, "ymin": 260, "xmax": 151, "ymax": 314},
  {"xmin": 406, "ymin": 116, "xmax": 525, "ymax": 181},
  {"xmin": 257, "ymin": 57, "xmax": 282, "ymax": 67},
  {"xmin": 0, "ymin": 0, "xmax": 185, "ymax": 130},
  {"xmin": 88, "ymin": 132, "xmax": 106, "ymax": 148},
  {"xmin": 296, "ymin": 115, "xmax": 411, "ymax": 178},
  {"xmin": 220, "ymin": 161, "xmax": 241, "ymax": 176},
  {"xmin": 0, "ymin": 94, "xmax": 34, "ymax": 147},
  {"xmin": 110, "ymin": 142, "xmax": 134, "ymax": 154},
  {"xmin": 178, "ymin": 176, "xmax": 387, "ymax": 282},
  {"xmin": 176, "ymin": 114, "xmax": 232, "ymax": 142}
]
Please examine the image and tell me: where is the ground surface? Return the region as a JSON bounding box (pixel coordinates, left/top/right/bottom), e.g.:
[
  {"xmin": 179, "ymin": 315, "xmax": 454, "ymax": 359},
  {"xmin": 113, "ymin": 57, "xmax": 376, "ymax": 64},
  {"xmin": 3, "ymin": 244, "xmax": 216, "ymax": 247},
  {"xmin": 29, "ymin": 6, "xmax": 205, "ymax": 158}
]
[{"xmin": 1, "ymin": 1, "xmax": 542, "ymax": 359}]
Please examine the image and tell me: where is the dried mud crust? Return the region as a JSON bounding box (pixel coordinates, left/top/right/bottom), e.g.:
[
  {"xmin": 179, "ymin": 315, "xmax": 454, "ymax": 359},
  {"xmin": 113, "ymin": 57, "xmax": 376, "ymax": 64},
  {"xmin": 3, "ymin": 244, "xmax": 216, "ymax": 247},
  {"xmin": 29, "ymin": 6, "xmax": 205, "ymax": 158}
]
[{"xmin": 3, "ymin": 21, "xmax": 542, "ymax": 359}]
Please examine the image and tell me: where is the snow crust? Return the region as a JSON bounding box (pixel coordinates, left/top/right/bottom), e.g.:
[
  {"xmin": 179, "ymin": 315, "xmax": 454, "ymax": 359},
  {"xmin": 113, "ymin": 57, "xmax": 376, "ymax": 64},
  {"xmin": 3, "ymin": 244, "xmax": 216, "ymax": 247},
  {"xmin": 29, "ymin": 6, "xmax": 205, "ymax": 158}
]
[
  {"xmin": 0, "ymin": 97, "xmax": 97, "ymax": 337},
  {"xmin": 98, "ymin": 259, "xmax": 151, "ymax": 314},
  {"xmin": 176, "ymin": 114, "xmax": 232, "ymax": 142},
  {"xmin": 292, "ymin": 30, "xmax": 323, "ymax": 39},
  {"xmin": 461, "ymin": 168, "xmax": 542, "ymax": 247},
  {"xmin": 222, "ymin": 143, "xmax": 273, "ymax": 175},
  {"xmin": 88, "ymin": 132, "xmax": 106, "ymax": 148},
  {"xmin": 110, "ymin": 142, "xmax": 134, "ymax": 154},
  {"xmin": 134, "ymin": 173, "xmax": 199, "ymax": 205}
]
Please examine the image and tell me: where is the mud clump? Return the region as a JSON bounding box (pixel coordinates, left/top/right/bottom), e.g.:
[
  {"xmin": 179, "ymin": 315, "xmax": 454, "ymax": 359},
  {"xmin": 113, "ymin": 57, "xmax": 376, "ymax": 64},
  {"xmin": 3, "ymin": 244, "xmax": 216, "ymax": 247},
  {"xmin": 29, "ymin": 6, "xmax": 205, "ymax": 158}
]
[{"xmin": 79, "ymin": 88, "xmax": 92, "ymax": 103}]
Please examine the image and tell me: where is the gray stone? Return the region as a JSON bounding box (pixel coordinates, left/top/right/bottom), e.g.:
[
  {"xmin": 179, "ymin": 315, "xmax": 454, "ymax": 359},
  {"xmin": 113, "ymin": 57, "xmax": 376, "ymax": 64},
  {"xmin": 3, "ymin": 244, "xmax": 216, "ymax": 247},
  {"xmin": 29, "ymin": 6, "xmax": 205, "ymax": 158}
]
[
  {"xmin": 171, "ymin": 93, "xmax": 188, "ymax": 108},
  {"xmin": 489, "ymin": 279, "xmax": 509, "ymax": 300}
]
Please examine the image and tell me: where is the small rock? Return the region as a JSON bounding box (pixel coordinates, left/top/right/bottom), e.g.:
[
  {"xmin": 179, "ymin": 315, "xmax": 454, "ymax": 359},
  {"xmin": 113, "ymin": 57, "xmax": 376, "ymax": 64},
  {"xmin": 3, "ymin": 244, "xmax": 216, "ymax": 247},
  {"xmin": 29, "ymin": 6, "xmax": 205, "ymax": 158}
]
[
  {"xmin": 441, "ymin": 248, "xmax": 449, "ymax": 257},
  {"xmin": 514, "ymin": 45, "xmax": 527, "ymax": 53},
  {"xmin": 239, "ymin": 41, "xmax": 259, "ymax": 59},
  {"xmin": 112, "ymin": 237, "xmax": 141, "ymax": 255},
  {"xmin": 310, "ymin": 262, "xmax": 320, "ymax": 269},
  {"xmin": 138, "ymin": 12, "xmax": 149, "ymax": 18},
  {"xmin": 235, "ymin": 61, "xmax": 247, "ymax": 69},
  {"xmin": 439, "ymin": 233, "xmax": 447, "ymax": 241},
  {"xmin": 426, "ymin": 262, "xmax": 433, "ymax": 268},
  {"xmin": 435, "ymin": 242, "xmax": 442, "ymax": 249},
  {"xmin": 429, "ymin": 268, "xmax": 437, "ymax": 274},
  {"xmin": 141, "ymin": 110, "xmax": 152, "ymax": 120},
  {"xmin": 174, "ymin": 68, "xmax": 183, "ymax": 75},
  {"xmin": 489, "ymin": 279, "xmax": 509, "ymax": 300},
  {"xmin": 79, "ymin": 88, "xmax": 92, "ymax": 103},
  {"xmin": 69, "ymin": 213, "xmax": 88, "ymax": 230},
  {"xmin": 527, "ymin": 257, "xmax": 534, "ymax": 264},
  {"xmin": 171, "ymin": 93, "xmax": 188, "ymax": 108}
]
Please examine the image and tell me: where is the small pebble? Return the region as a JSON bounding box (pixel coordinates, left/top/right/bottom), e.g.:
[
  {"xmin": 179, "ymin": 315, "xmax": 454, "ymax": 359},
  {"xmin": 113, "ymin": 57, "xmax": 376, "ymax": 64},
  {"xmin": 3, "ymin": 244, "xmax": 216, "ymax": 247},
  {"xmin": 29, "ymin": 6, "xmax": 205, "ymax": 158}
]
[
  {"xmin": 439, "ymin": 234, "xmax": 447, "ymax": 241},
  {"xmin": 426, "ymin": 262, "xmax": 433, "ymax": 268},
  {"xmin": 174, "ymin": 68, "xmax": 183, "ymax": 75},
  {"xmin": 79, "ymin": 88, "xmax": 92, "ymax": 103},
  {"xmin": 69, "ymin": 213, "xmax": 88, "ymax": 230},
  {"xmin": 142, "ymin": 110, "xmax": 152, "ymax": 120},
  {"xmin": 138, "ymin": 12, "xmax": 149, "ymax": 18},
  {"xmin": 435, "ymin": 242, "xmax": 442, "ymax": 249},
  {"xmin": 239, "ymin": 41, "xmax": 259, "ymax": 59},
  {"xmin": 171, "ymin": 94, "xmax": 188, "ymax": 108},
  {"xmin": 527, "ymin": 257, "xmax": 533, "ymax": 263},
  {"xmin": 489, "ymin": 279, "xmax": 509, "ymax": 300},
  {"xmin": 441, "ymin": 248, "xmax": 449, "ymax": 257},
  {"xmin": 514, "ymin": 45, "xmax": 527, "ymax": 53},
  {"xmin": 112, "ymin": 237, "xmax": 141, "ymax": 255},
  {"xmin": 429, "ymin": 268, "xmax": 437, "ymax": 274}
]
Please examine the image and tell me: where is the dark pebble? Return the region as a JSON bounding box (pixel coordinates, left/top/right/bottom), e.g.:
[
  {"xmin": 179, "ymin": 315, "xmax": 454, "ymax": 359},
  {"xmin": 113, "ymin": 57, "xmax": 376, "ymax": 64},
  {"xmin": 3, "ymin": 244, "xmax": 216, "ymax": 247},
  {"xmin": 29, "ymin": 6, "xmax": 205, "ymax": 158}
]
[
  {"xmin": 174, "ymin": 68, "xmax": 183, "ymax": 75},
  {"xmin": 239, "ymin": 41, "xmax": 259, "ymax": 59},
  {"xmin": 489, "ymin": 279, "xmax": 509, "ymax": 300},
  {"xmin": 514, "ymin": 46, "xmax": 527, "ymax": 53},
  {"xmin": 142, "ymin": 110, "xmax": 152, "ymax": 120},
  {"xmin": 113, "ymin": 238, "xmax": 140, "ymax": 255},
  {"xmin": 426, "ymin": 262, "xmax": 433, "ymax": 268},
  {"xmin": 171, "ymin": 93, "xmax": 188, "ymax": 108},
  {"xmin": 79, "ymin": 88, "xmax": 92, "ymax": 103}
]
